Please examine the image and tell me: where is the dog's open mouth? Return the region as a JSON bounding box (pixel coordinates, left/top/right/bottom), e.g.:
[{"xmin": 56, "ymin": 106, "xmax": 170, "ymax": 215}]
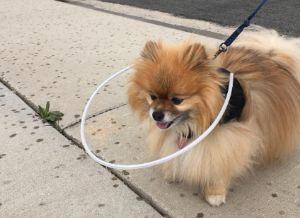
[
  {"xmin": 155, "ymin": 113, "xmax": 187, "ymax": 129},
  {"xmin": 156, "ymin": 121, "xmax": 173, "ymax": 129}
]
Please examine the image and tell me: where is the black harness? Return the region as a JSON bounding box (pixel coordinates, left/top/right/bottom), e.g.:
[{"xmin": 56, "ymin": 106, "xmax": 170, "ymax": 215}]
[
  {"xmin": 218, "ymin": 68, "xmax": 246, "ymax": 123},
  {"xmin": 182, "ymin": 69, "xmax": 245, "ymax": 140}
]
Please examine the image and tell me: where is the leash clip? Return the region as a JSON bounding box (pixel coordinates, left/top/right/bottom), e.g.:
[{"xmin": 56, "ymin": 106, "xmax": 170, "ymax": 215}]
[
  {"xmin": 214, "ymin": 43, "xmax": 227, "ymax": 58},
  {"xmin": 213, "ymin": 0, "xmax": 268, "ymax": 59}
]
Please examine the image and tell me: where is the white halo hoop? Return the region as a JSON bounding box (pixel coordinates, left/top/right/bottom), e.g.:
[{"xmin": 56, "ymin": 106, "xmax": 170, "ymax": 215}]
[{"xmin": 80, "ymin": 65, "xmax": 234, "ymax": 170}]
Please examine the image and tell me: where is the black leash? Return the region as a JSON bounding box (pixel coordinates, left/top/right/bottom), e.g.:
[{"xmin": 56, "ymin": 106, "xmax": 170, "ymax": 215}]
[
  {"xmin": 214, "ymin": 0, "xmax": 268, "ymax": 58},
  {"xmin": 212, "ymin": 0, "xmax": 269, "ymax": 122}
]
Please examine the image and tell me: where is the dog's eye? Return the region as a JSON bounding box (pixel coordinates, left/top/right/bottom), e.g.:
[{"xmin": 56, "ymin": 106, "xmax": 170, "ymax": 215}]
[
  {"xmin": 150, "ymin": 94, "xmax": 157, "ymax": 100},
  {"xmin": 171, "ymin": 97, "xmax": 183, "ymax": 105}
]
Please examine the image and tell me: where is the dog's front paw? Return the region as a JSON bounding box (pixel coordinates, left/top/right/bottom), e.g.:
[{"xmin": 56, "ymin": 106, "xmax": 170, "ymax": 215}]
[{"xmin": 206, "ymin": 194, "xmax": 226, "ymax": 207}]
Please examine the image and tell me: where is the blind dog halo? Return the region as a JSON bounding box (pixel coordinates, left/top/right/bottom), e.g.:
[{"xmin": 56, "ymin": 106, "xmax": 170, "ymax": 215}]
[{"xmin": 80, "ymin": 65, "xmax": 234, "ymax": 170}]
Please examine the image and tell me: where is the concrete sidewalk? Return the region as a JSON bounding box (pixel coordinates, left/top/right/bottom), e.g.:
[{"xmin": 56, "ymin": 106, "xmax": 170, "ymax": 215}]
[
  {"xmin": 1, "ymin": 0, "xmax": 300, "ymax": 217},
  {"xmin": 0, "ymin": 83, "xmax": 161, "ymax": 218}
]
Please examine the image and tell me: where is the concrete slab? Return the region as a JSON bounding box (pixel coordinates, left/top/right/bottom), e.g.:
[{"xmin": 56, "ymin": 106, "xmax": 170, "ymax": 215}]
[
  {"xmin": 0, "ymin": 83, "xmax": 162, "ymax": 218},
  {"xmin": 66, "ymin": 105, "xmax": 300, "ymax": 218},
  {"xmin": 0, "ymin": 0, "xmax": 220, "ymax": 128},
  {"xmin": 77, "ymin": 104, "xmax": 148, "ymax": 165}
]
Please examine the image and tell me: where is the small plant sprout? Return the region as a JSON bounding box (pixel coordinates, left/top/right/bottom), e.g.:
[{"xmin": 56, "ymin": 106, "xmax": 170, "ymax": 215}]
[{"xmin": 38, "ymin": 101, "xmax": 64, "ymax": 125}]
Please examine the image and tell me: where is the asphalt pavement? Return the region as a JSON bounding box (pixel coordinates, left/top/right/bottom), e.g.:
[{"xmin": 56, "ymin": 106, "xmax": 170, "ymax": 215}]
[{"xmin": 99, "ymin": 0, "xmax": 300, "ymax": 36}]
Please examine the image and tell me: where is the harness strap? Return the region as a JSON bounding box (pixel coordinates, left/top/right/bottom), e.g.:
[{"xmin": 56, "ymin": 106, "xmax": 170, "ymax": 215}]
[
  {"xmin": 218, "ymin": 68, "xmax": 246, "ymax": 123},
  {"xmin": 178, "ymin": 68, "xmax": 245, "ymax": 144}
]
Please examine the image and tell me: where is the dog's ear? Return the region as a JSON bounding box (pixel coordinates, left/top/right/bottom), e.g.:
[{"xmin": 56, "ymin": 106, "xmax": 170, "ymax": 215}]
[
  {"xmin": 183, "ymin": 43, "xmax": 208, "ymax": 71},
  {"xmin": 141, "ymin": 41, "xmax": 161, "ymax": 62}
]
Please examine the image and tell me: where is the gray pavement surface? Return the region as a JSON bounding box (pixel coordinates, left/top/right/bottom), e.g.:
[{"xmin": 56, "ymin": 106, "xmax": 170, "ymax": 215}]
[
  {"xmin": 99, "ymin": 0, "xmax": 300, "ymax": 37},
  {"xmin": 0, "ymin": 84, "xmax": 161, "ymax": 218},
  {"xmin": 1, "ymin": 0, "xmax": 300, "ymax": 217},
  {"xmin": 1, "ymin": 0, "xmax": 216, "ymax": 129},
  {"xmin": 66, "ymin": 106, "xmax": 300, "ymax": 218}
]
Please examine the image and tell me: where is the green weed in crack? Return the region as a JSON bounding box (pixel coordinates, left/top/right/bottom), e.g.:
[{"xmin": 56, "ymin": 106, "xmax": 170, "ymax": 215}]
[{"xmin": 38, "ymin": 101, "xmax": 64, "ymax": 125}]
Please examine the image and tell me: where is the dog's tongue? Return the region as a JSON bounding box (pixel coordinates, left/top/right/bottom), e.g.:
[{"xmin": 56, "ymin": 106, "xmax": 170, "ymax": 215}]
[
  {"xmin": 177, "ymin": 136, "xmax": 189, "ymax": 149},
  {"xmin": 156, "ymin": 122, "xmax": 170, "ymax": 129}
]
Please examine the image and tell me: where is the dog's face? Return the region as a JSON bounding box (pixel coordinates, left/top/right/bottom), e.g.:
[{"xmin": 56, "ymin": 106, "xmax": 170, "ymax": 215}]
[
  {"xmin": 147, "ymin": 88, "xmax": 189, "ymax": 130},
  {"xmin": 128, "ymin": 41, "xmax": 224, "ymax": 134}
]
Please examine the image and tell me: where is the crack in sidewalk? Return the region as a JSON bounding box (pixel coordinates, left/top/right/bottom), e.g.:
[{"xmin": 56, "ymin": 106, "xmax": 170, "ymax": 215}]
[
  {"xmin": 0, "ymin": 77, "xmax": 173, "ymax": 217},
  {"xmin": 62, "ymin": 102, "xmax": 127, "ymax": 130}
]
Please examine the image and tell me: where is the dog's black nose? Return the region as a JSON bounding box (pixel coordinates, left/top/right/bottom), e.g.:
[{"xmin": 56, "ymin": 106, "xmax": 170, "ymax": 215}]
[{"xmin": 152, "ymin": 111, "xmax": 164, "ymax": 121}]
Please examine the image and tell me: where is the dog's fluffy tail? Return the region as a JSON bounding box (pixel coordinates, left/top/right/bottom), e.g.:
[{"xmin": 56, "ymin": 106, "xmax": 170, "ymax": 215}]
[
  {"xmin": 235, "ymin": 28, "xmax": 300, "ymax": 160},
  {"xmin": 235, "ymin": 28, "xmax": 300, "ymax": 83}
]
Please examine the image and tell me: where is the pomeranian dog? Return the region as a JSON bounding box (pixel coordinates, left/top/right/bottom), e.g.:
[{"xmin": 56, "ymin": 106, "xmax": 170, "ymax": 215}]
[{"xmin": 127, "ymin": 29, "xmax": 300, "ymax": 206}]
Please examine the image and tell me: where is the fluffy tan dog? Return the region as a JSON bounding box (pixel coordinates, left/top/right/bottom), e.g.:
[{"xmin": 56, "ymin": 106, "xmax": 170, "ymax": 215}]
[{"xmin": 127, "ymin": 30, "xmax": 300, "ymax": 206}]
